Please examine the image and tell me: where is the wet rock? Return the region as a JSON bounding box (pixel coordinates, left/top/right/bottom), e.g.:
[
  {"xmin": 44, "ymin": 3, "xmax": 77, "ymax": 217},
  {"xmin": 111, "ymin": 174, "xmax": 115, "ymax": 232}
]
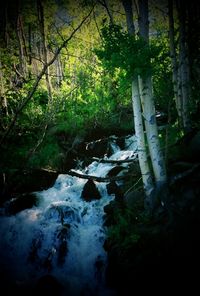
[
  {"xmin": 57, "ymin": 225, "xmax": 70, "ymax": 266},
  {"xmin": 81, "ymin": 179, "xmax": 101, "ymax": 202},
  {"xmin": 115, "ymin": 137, "xmax": 125, "ymax": 150},
  {"xmin": 5, "ymin": 193, "xmax": 40, "ymax": 215},
  {"xmin": 28, "ymin": 231, "xmax": 43, "ymax": 264},
  {"xmin": 106, "ymin": 166, "xmax": 125, "ymax": 177},
  {"xmin": 0, "ymin": 169, "xmax": 58, "ymax": 203},
  {"xmin": 44, "ymin": 203, "xmax": 80, "ymax": 224},
  {"xmin": 94, "ymin": 255, "xmax": 105, "ymax": 282},
  {"xmin": 85, "ymin": 137, "xmax": 114, "ymax": 158},
  {"xmin": 106, "ymin": 181, "xmax": 124, "ymax": 202}
]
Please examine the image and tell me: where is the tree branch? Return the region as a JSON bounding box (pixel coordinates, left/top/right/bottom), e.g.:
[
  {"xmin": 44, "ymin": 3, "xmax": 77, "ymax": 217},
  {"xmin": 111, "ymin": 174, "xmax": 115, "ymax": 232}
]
[
  {"xmin": 67, "ymin": 169, "xmax": 134, "ymax": 182},
  {"xmin": 91, "ymin": 156, "xmax": 137, "ymax": 164}
]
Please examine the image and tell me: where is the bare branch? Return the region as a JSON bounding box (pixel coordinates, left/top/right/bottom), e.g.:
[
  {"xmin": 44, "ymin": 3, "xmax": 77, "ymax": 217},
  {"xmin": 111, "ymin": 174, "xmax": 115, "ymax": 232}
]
[
  {"xmin": 67, "ymin": 169, "xmax": 134, "ymax": 182},
  {"xmin": 91, "ymin": 156, "xmax": 137, "ymax": 164}
]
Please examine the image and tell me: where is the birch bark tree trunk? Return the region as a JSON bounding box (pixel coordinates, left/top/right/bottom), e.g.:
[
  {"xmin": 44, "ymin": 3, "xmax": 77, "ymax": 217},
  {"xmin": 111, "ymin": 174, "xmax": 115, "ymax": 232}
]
[
  {"xmin": 132, "ymin": 78, "xmax": 154, "ymax": 201},
  {"xmin": 138, "ymin": 0, "xmax": 167, "ymax": 192},
  {"xmin": 122, "ymin": 0, "xmax": 154, "ymax": 205}
]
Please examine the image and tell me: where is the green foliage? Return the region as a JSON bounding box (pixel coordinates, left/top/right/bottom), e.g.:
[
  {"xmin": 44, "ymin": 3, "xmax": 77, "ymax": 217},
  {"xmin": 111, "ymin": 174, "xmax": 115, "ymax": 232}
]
[
  {"xmin": 152, "ymin": 34, "xmax": 174, "ymax": 115},
  {"xmin": 28, "ymin": 135, "xmax": 62, "ymax": 169},
  {"xmin": 107, "ymin": 207, "xmax": 142, "ymax": 252},
  {"xmin": 95, "ymin": 24, "xmax": 160, "ymax": 79}
]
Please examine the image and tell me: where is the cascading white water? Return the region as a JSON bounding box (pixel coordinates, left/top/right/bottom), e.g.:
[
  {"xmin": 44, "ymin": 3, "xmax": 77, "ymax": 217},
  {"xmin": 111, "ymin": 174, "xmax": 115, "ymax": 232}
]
[{"xmin": 0, "ymin": 135, "xmax": 137, "ymax": 295}]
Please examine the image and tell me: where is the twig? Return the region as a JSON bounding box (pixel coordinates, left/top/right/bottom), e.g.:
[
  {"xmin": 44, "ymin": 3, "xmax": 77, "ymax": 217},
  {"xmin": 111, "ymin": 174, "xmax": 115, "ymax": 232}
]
[{"xmin": 124, "ymin": 177, "xmax": 142, "ymax": 196}]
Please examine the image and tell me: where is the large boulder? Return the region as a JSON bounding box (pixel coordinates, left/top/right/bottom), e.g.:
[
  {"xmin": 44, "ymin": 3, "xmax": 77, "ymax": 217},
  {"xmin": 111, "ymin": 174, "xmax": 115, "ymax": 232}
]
[
  {"xmin": 81, "ymin": 179, "xmax": 101, "ymax": 202},
  {"xmin": 85, "ymin": 136, "xmax": 116, "ymax": 158},
  {"xmin": 5, "ymin": 193, "xmax": 40, "ymax": 215},
  {"xmin": 1, "ymin": 169, "xmax": 58, "ymax": 203}
]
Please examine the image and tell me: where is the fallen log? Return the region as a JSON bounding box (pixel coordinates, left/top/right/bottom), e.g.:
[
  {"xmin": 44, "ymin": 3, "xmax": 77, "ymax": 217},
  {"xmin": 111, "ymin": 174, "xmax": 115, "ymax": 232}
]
[
  {"xmin": 67, "ymin": 169, "xmax": 134, "ymax": 182},
  {"xmin": 91, "ymin": 156, "xmax": 137, "ymax": 164}
]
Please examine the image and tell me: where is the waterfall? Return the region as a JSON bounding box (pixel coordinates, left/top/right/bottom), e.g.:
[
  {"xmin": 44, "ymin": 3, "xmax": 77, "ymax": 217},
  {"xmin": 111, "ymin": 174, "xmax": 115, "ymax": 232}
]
[{"xmin": 0, "ymin": 135, "xmax": 137, "ymax": 295}]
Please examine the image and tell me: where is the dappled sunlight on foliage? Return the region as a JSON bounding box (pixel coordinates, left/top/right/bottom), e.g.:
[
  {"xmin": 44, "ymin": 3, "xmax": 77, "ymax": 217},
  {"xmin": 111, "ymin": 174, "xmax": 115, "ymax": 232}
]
[{"xmin": 95, "ymin": 24, "xmax": 161, "ymax": 79}]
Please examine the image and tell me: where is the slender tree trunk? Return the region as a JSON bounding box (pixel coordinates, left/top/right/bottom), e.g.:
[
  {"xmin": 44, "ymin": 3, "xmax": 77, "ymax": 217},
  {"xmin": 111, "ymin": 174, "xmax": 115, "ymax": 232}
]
[
  {"xmin": 0, "ymin": 62, "xmax": 8, "ymax": 117},
  {"xmin": 37, "ymin": 0, "xmax": 53, "ymax": 104},
  {"xmin": 122, "ymin": 0, "xmax": 154, "ymax": 205},
  {"xmin": 177, "ymin": 0, "xmax": 191, "ymax": 132},
  {"xmin": 122, "ymin": 0, "xmax": 135, "ymax": 34},
  {"xmin": 100, "ymin": 0, "xmax": 114, "ymax": 24},
  {"xmin": 4, "ymin": 3, "xmax": 9, "ymax": 47},
  {"xmin": 56, "ymin": 56, "xmax": 63, "ymax": 87},
  {"xmin": 168, "ymin": 0, "xmax": 182, "ymax": 120},
  {"xmin": 138, "ymin": 0, "xmax": 167, "ymax": 192},
  {"xmin": 132, "ymin": 78, "xmax": 154, "ymax": 201},
  {"xmin": 139, "ymin": 75, "xmax": 167, "ymax": 186},
  {"xmin": 16, "ymin": 14, "xmax": 26, "ymax": 78},
  {"xmin": 28, "ymin": 24, "xmax": 32, "ymax": 66},
  {"xmin": 15, "ymin": 0, "xmax": 29, "ymax": 80}
]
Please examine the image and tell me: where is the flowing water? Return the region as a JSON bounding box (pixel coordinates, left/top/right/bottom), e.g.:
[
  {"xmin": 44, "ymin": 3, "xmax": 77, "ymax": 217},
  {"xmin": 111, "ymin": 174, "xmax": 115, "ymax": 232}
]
[{"xmin": 0, "ymin": 135, "xmax": 137, "ymax": 295}]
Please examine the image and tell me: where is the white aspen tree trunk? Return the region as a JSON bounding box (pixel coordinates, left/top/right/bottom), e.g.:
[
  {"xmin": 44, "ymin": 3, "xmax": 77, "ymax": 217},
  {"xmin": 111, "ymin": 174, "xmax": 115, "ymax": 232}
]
[
  {"xmin": 132, "ymin": 78, "xmax": 154, "ymax": 200},
  {"xmin": 122, "ymin": 0, "xmax": 154, "ymax": 203},
  {"xmin": 168, "ymin": 0, "xmax": 182, "ymax": 120},
  {"xmin": 138, "ymin": 0, "xmax": 167, "ymax": 190},
  {"xmin": 139, "ymin": 75, "xmax": 167, "ymax": 186}
]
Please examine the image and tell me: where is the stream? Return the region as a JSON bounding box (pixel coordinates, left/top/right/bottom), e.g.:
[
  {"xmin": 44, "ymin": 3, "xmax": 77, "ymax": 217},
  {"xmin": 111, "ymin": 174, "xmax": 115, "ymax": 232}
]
[{"xmin": 0, "ymin": 135, "xmax": 137, "ymax": 295}]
